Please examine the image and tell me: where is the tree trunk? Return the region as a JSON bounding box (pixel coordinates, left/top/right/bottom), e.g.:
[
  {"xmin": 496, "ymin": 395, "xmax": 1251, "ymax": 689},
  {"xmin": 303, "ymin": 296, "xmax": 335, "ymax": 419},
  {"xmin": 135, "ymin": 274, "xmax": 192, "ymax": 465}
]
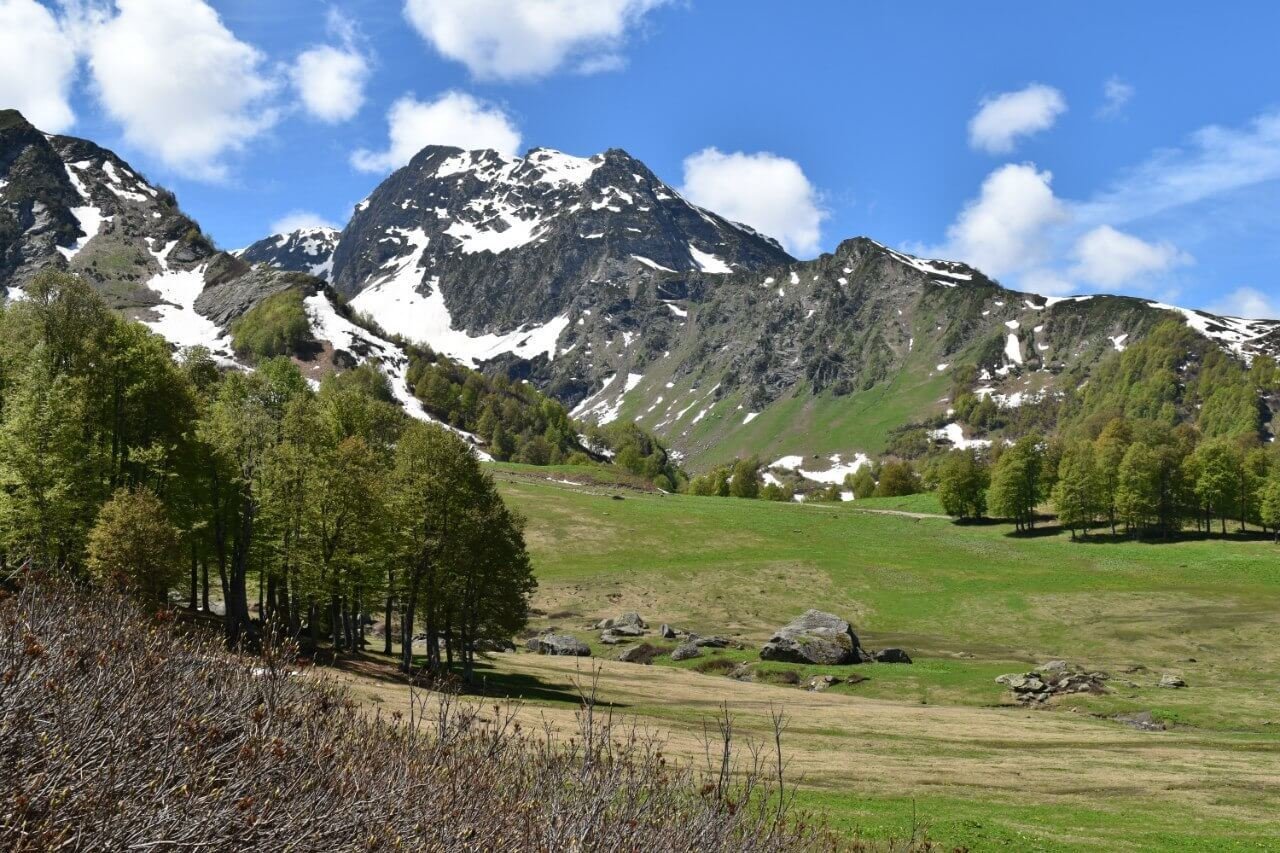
[
  {"xmin": 200, "ymin": 559, "xmax": 210, "ymax": 612},
  {"xmin": 400, "ymin": 586, "xmax": 418, "ymax": 674},
  {"xmin": 188, "ymin": 546, "xmax": 198, "ymax": 611},
  {"xmin": 383, "ymin": 575, "xmax": 394, "ymax": 657},
  {"xmin": 308, "ymin": 600, "xmax": 318, "ymax": 653},
  {"xmin": 331, "ymin": 594, "xmax": 342, "ymax": 653}
]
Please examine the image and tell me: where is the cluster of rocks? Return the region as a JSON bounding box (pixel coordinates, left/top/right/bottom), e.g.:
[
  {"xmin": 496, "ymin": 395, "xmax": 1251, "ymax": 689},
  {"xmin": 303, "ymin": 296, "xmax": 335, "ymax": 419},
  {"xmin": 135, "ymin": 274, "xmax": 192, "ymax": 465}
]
[
  {"xmin": 526, "ymin": 632, "xmax": 590, "ymax": 657},
  {"xmin": 596, "ymin": 612, "xmax": 649, "ymax": 645},
  {"xmin": 524, "ymin": 610, "xmax": 912, "ymax": 681},
  {"xmin": 589, "ymin": 612, "xmax": 746, "ymax": 663},
  {"xmin": 996, "ymin": 660, "xmax": 1109, "ymax": 704},
  {"xmin": 759, "ymin": 610, "xmax": 911, "ymax": 666}
]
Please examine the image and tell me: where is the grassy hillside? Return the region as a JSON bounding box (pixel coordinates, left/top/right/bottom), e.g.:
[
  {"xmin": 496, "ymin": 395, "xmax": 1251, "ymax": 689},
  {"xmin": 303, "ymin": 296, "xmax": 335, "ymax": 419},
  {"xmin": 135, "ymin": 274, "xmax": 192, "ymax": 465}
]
[{"xmin": 451, "ymin": 466, "xmax": 1280, "ymax": 850}]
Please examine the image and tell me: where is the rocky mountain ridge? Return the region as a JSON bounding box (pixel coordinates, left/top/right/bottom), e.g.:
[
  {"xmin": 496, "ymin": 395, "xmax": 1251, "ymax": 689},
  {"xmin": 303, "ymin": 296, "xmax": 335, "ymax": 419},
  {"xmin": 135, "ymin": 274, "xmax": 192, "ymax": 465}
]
[{"xmin": 4, "ymin": 109, "xmax": 1277, "ymax": 471}]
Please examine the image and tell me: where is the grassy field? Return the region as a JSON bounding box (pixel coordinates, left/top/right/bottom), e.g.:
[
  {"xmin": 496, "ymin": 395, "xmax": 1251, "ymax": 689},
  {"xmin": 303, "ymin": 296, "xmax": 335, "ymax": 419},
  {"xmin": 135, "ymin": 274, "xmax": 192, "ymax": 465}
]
[{"xmin": 432, "ymin": 465, "xmax": 1280, "ymax": 850}]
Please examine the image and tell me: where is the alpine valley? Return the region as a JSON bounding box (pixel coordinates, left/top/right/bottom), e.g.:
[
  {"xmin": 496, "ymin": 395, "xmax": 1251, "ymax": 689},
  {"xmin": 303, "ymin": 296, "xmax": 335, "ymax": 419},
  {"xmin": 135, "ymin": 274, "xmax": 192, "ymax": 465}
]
[{"xmin": 4, "ymin": 107, "xmax": 1278, "ymax": 478}]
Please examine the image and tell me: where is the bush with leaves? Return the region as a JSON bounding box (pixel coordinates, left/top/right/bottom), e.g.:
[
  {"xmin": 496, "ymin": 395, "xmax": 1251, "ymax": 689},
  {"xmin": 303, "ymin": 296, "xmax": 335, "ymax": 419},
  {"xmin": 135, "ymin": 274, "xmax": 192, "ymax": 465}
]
[{"xmin": 86, "ymin": 487, "xmax": 183, "ymax": 602}]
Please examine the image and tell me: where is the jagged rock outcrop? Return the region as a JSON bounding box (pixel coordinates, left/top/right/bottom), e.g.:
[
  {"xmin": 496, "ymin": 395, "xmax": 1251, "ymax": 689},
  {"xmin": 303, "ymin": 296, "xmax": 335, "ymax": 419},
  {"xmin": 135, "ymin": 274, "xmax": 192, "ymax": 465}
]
[{"xmin": 760, "ymin": 610, "xmax": 868, "ymax": 665}]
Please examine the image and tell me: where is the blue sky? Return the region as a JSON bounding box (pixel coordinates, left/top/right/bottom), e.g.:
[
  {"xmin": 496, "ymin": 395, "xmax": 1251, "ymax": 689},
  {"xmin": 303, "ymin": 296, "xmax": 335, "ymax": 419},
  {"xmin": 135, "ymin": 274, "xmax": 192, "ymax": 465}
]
[{"xmin": 4, "ymin": 1, "xmax": 1280, "ymax": 317}]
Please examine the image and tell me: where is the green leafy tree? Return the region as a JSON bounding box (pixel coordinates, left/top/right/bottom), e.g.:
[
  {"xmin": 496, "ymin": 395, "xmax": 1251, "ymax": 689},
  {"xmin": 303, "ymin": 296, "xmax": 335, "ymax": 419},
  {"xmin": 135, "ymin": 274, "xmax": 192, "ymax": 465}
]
[
  {"xmin": 987, "ymin": 436, "xmax": 1043, "ymax": 532},
  {"xmin": 86, "ymin": 487, "xmax": 183, "ymax": 603},
  {"xmin": 1260, "ymin": 471, "xmax": 1280, "ymax": 542},
  {"xmin": 1116, "ymin": 443, "xmax": 1159, "ymax": 535},
  {"xmin": 846, "ymin": 467, "xmax": 876, "ymax": 499},
  {"xmin": 1093, "ymin": 418, "xmax": 1132, "ymax": 534},
  {"xmin": 1052, "ymin": 442, "xmax": 1100, "ymax": 540},
  {"xmin": 937, "ymin": 450, "xmax": 989, "ymax": 520},
  {"xmin": 1193, "ymin": 438, "xmax": 1241, "ymax": 535},
  {"xmin": 874, "ymin": 460, "xmax": 920, "ymax": 497},
  {"xmin": 729, "ymin": 457, "xmax": 761, "ymax": 499}
]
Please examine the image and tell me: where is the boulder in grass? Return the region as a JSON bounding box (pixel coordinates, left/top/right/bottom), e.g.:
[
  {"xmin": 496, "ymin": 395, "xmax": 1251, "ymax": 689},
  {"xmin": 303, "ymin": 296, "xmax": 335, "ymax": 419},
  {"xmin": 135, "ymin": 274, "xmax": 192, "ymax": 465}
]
[
  {"xmin": 872, "ymin": 648, "xmax": 912, "ymax": 664},
  {"xmin": 528, "ymin": 634, "xmax": 590, "ymax": 656},
  {"xmin": 1158, "ymin": 673, "xmax": 1187, "ymax": 689},
  {"xmin": 670, "ymin": 643, "xmax": 702, "ymax": 661},
  {"xmin": 659, "ymin": 624, "xmax": 678, "ymax": 639},
  {"xmin": 614, "ymin": 612, "xmax": 647, "ymax": 630},
  {"xmin": 759, "ymin": 610, "xmax": 866, "ymax": 665},
  {"xmin": 617, "ymin": 643, "xmax": 659, "ymax": 665}
]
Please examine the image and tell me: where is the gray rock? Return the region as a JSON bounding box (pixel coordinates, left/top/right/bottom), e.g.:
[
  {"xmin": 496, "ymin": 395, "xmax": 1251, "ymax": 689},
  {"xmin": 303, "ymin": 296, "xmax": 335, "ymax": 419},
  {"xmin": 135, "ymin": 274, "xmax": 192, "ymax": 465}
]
[
  {"xmin": 659, "ymin": 623, "xmax": 678, "ymax": 639},
  {"xmin": 670, "ymin": 643, "xmax": 702, "ymax": 661},
  {"xmin": 528, "ymin": 634, "xmax": 590, "ymax": 657},
  {"xmin": 1158, "ymin": 673, "xmax": 1187, "ymax": 689},
  {"xmin": 759, "ymin": 610, "xmax": 865, "ymax": 665},
  {"xmin": 616, "ymin": 644, "xmax": 657, "ymax": 664},
  {"xmin": 692, "ymin": 635, "xmax": 733, "ymax": 648},
  {"xmin": 807, "ymin": 674, "xmax": 838, "ymax": 692},
  {"xmin": 598, "ymin": 630, "xmax": 630, "ymax": 645},
  {"xmin": 1114, "ymin": 711, "xmax": 1166, "ymax": 732},
  {"xmin": 614, "ymin": 612, "xmax": 647, "ymax": 630},
  {"xmin": 607, "ymin": 623, "xmax": 646, "ymax": 637},
  {"xmin": 872, "ymin": 647, "xmax": 912, "ymax": 664}
]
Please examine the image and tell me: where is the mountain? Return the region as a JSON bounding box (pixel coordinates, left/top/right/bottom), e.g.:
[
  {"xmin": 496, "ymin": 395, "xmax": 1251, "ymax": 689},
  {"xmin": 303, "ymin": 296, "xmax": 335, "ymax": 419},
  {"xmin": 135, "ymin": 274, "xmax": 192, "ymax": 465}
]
[
  {"xmin": 322, "ymin": 144, "xmax": 792, "ymax": 367},
  {"xmin": 0, "ymin": 109, "xmax": 443, "ymax": 432},
  {"xmin": 5, "ymin": 109, "xmax": 1277, "ymax": 474},
  {"xmin": 238, "ymin": 226, "xmax": 340, "ymax": 282},
  {"xmin": 251, "ymin": 142, "xmax": 1279, "ymax": 468}
]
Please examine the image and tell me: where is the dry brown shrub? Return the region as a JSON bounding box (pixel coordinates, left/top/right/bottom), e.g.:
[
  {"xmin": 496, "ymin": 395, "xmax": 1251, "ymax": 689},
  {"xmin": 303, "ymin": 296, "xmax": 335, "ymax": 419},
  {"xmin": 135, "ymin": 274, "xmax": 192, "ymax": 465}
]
[{"xmin": 1, "ymin": 579, "xmax": 847, "ymax": 851}]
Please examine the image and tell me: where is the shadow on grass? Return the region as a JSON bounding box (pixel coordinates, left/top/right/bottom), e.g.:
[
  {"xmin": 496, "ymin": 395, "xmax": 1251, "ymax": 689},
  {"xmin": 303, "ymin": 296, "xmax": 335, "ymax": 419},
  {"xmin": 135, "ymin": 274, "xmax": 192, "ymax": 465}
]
[
  {"xmin": 334, "ymin": 651, "xmax": 615, "ymax": 707},
  {"xmin": 996, "ymin": 521, "xmax": 1280, "ymax": 545}
]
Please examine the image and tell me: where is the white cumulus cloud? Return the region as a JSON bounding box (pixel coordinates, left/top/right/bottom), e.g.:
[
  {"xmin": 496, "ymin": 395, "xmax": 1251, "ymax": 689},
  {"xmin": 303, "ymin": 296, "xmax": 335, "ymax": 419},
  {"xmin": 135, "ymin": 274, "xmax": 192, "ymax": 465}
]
[
  {"xmin": 84, "ymin": 0, "xmax": 279, "ymax": 181},
  {"xmin": 291, "ymin": 9, "xmax": 370, "ymax": 124},
  {"xmin": 936, "ymin": 162, "xmax": 1067, "ymax": 277},
  {"xmin": 402, "ymin": 0, "xmax": 668, "ymax": 81},
  {"xmin": 968, "ymin": 83, "xmax": 1067, "ymax": 154},
  {"xmin": 1071, "ymin": 225, "xmax": 1190, "ymax": 287},
  {"xmin": 269, "ymin": 210, "xmax": 338, "ymax": 236},
  {"xmin": 0, "ymin": 0, "xmax": 80, "ymax": 132},
  {"xmin": 679, "ymin": 148, "xmax": 826, "ymax": 257},
  {"xmin": 1211, "ymin": 287, "xmax": 1279, "ymax": 320},
  {"xmin": 351, "ymin": 91, "xmax": 522, "ymax": 173}
]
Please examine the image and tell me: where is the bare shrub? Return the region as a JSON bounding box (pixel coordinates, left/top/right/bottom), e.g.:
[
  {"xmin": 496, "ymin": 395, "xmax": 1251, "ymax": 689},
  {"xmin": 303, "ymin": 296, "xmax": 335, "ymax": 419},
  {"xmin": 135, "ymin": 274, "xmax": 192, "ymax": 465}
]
[{"xmin": 1, "ymin": 579, "xmax": 837, "ymax": 851}]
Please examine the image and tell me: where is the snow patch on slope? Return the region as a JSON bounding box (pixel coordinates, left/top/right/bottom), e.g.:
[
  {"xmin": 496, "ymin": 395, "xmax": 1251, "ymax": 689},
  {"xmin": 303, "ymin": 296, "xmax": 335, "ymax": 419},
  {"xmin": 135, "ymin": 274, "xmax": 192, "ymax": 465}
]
[
  {"xmin": 689, "ymin": 244, "xmax": 732, "ymax": 274},
  {"xmin": 349, "ymin": 228, "xmax": 568, "ymax": 367}
]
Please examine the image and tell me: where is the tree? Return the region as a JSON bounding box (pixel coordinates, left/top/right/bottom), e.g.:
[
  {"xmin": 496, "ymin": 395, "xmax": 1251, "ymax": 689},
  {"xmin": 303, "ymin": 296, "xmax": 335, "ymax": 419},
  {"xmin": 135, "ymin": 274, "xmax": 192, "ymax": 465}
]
[
  {"xmin": 87, "ymin": 487, "xmax": 183, "ymax": 603},
  {"xmin": 1193, "ymin": 439, "xmax": 1241, "ymax": 534},
  {"xmin": 1116, "ymin": 443, "xmax": 1159, "ymax": 536},
  {"xmin": 845, "ymin": 467, "xmax": 876, "ymax": 499},
  {"xmin": 1052, "ymin": 442, "xmax": 1099, "ymax": 540},
  {"xmin": 937, "ymin": 450, "xmax": 989, "ymax": 520},
  {"xmin": 760, "ymin": 482, "xmax": 792, "ymax": 502},
  {"xmin": 729, "ymin": 457, "xmax": 761, "ymax": 498},
  {"xmin": 1093, "ymin": 419, "xmax": 1131, "ymax": 534},
  {"xmin": 874, "ymin": 460, "xmax": 919, "ymax": 497},
  {"xmin": 198, "ymin": 361, "xmax": 308, "ymax": 646},
  {"xmin": 987, "ymin": 436, "xmax": 1043, "ymax": 532},
  {"xmin": 0, "ymin": 360, "xmax": 101, "ymax": 569},
  {"xmin": 1260, "ymin": 471, "xmax": 1280, "ymax": 543}
]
